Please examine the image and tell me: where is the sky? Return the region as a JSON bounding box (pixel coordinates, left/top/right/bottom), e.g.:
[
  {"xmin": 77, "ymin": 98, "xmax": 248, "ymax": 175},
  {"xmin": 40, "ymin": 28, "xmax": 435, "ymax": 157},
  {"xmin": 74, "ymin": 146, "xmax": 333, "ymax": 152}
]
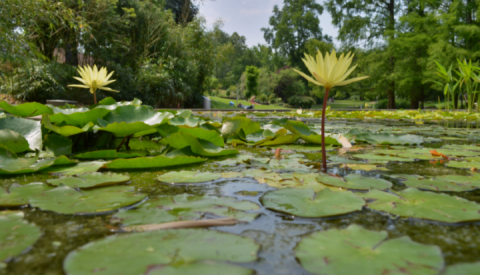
[{"xmin": 198, "ymin": 0, "xmax": 339, "ymax": 48}]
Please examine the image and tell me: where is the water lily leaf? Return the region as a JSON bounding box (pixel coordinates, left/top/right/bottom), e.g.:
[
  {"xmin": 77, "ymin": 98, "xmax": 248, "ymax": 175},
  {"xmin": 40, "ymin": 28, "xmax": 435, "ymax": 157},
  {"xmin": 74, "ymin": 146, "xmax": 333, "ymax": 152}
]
[
  {"xmin": 352, "ymin": 153, "xmax": 415, "ymax": 162},
  {"xmin": 275, "ymin": 144, "xmax": 328, "ymax": 152},
  {"xmin": 0, "ymin": 117, "xmax": 42, "ymax": 151},
  {"xmin": 157, "ymin": 171, "xmax": 221, "ymax": 184},
  {"xmin": 75, "ymin": 150, "xmax": 147, "ymax": 159},
  {"xmin": 318, "ymin": 174, "xmax": 392, "ymax": 190},
  {"xmin": 49, "ymin": 108, "xmax": 110, "ymax": 128},
  {"xmin": 0, "ymin": 148, "xmax": 55, "ymax": 175},
  {"xmin": 264, "ymin": 173, "xmax": 332, "ymax": 192},
  {"xmin": 215, "ymin": 155, "xmax": 253, "ymax": 166},
  {"xmin": 359, "ymin": 188, "xmax": 480, "ymax": 223},
  {"xmin": 443, "ymin": 262, "xmax": 480, "ymax": 275},
  {"xmin": 64, "ymin": 229, "xmax": 258, "ymax": 275},
  {"xmin": 268, "ymin": 157, "xmax": 312, "ymax": 172},
  {"xmin": 0, "ymin": 211, "xmax": 42, "ymax": 262},
  {"xmin": 99, "ymin": 105, "xmax": 173, "ymax": 126},
  {"xmin": 160, "ymin": 132, "xmax": 238, "ymax": 157},
  {"xmin": 176, "ymin": 127, "xmax": 224, "ymax": 147},
  {"xmin": 30, "ymin": 185, "xmax": 146, "ymax": 214},
  {"xmin": 44, "ymin": 134, "xmax": 72, "ymax": 157},
  {"xmin": 43, "ymin": 161, "xmax": 106, "ymax": 176},
  {"xmin": 295, "ymin": 224, "xmax": 443, "ymax": 275},
  {"xmin": 169, "ymin": 115, "xmax": 202, "ymax": 127},
  {"xmin": 112, "ymin": 138, "xmax": 166, "ymax": 155},
  {"xmin": 0, "ymin": 183, "xmax": 52, "ymax": 207},
  {"xmin": 446, "ymin": 161, "xmax": 480, "ymax": 170},
  {"xmin": 340, "ymin": 164, "xmax": 389, "ymax": 171},
  {"xmin": 47, "ymin": 172, "xmax": 130, "ymax": 189},
  {"xmin": 0, "ymin": 129, "xmax": 30, "ymax": 153},
  {"xmin": 94, "ymin": 98, "xmax": 142, "ymax": 110},
  {"xmin": 355, "ymin": 133, "xmax": 425, "ymax": 145},
  {"xmin": 221, "ymin": 171, "xmax": 245, "ymax": 178},
  {"xmin": 261, "ymin": 188, "xmax": 364, "ymax": 217},
  {"xmin": 260, "ymin": 134, "xmax": 300, "ymax": 146},
  {"xmin": 394, "ymin": 174, "xmax": 479, "ymax": 192},
  {"xmin": 113, "ymin": 194, "xmax": 260, "ymax": 226},
  {"xmin": 53, "ymin": 156, "xmax": 79, "ymax": 166},
  {"xmin": 443, "ymin": 144, "xmax": 480, "ymax": 151},
  {"xmin": 0, "ymin": 101, "xmax": 53, "ymax": 117},
  {"xmin": 104, "ymin": 156, "xmax": 206, "ymax": 170},
  {"xmin": 42, "ymin": 114, "xmax": 85, "ymax": 137},
  {"xmin": 221, "ymin": 117, "xmax": 261, "ymax": 140}
]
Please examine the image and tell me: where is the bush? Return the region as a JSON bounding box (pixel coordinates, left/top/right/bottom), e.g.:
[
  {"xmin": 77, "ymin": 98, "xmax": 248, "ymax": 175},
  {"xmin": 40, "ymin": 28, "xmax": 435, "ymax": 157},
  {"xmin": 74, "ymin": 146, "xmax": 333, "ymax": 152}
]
[
  {"xmin": 269, "ymin": 94, "xmax": 276, "ymax": 104},
  {"xmin": 226, "ymin": 90, "xmax": 231, "ymax": 97},
  {"xmin": 334, "ymin": 90, "xmax": 348, "ymax": 100},
  {"xmin": 288, "ymin": 96, "xmax": 315, "ymax": 109},
  {"xmin": 259, "ymin": 94, "xmax": 268, "ymax": 103},
  {"xmin": 274, "ymin": 69, "xmax": 306, "ymax": 101},
  {"xmin": 374, "ymin": 98, "xmax": 411, "ymax": 109},
  {"xmin": 275, "ymin": 98, "xmax": 284, "ymax": 104}
]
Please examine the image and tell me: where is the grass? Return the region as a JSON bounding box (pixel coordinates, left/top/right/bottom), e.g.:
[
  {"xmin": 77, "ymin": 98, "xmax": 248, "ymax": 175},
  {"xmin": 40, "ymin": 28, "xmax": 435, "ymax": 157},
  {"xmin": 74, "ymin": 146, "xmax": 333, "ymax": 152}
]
[
  {"xmin": 209, "ymin": 96, "xmax": 290, "ymax": 110},
  {"xmin": 312, "ymin": 100, "xmax": 374, "ymax": 110}
]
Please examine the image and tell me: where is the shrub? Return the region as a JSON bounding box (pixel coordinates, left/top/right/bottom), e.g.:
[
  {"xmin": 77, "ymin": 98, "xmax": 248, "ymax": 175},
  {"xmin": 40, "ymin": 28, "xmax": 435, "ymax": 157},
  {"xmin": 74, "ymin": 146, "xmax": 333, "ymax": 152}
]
[
  {"xmin": 334, "ymin": 90, "xmax": 348, "ymax": 100},
  {"xmin": 274, "ymin": 69, "xmax": 306, "ymax": 101},
  {"xmin": 374, "ymin": 98, "xmax": 411, "ymax": 109},
  {"xmin": 288, "ymin": 95, "xmax": 315, "ymax": 109},
  {"xmin": 269, "ymin": 94, "xmax": 276, "ymax": 103},
  {"xmin": 226, "ymin": 90, "xmax": 231, "ymax": 97},
  {"xmin": 245, "ymin": 66, "xmax": 260, "ymax": 99},
  {"xmin": 259, "ymin": 94, "xmax": 268, "ymax": 103},
  {"xmin": 275, "ymin": 98, "xmax": 284, "ymax": 104}
]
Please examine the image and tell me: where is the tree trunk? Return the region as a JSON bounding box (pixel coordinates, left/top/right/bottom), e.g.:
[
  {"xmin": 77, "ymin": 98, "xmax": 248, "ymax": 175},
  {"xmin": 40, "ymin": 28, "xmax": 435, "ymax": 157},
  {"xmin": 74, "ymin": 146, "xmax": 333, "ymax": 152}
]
[
  {"xmin": 388, "ymin": 88, "xmax": 395, "ymax": 109},
  {"xmin": 410, "ymin": 90, "xmax": 419, "ymax": 109}
]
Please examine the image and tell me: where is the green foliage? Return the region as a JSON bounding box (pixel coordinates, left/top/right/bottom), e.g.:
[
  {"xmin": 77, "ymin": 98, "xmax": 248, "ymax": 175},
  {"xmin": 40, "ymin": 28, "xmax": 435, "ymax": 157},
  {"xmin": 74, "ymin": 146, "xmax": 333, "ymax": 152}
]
[
  {"xmin": 375, "ymin": 99, "xmax": 410, "ymax": 109},
  {"xmin": 288, "ymin": 96, "xmax": 315, "ymax": 109},
  {"xmin": 245, "ymin": 66, "xmax": 260, "ymax": 99},
  {"xmin": 274, "ymin": 69, "xmax": 306, "ymax": 101},
  {"xmin": 258, "ymin": 94, "xmax": 268, "ymax": 103},
  {"xmin": 334, "ymin": 91, "xmax": 348, "ymax": 100}
]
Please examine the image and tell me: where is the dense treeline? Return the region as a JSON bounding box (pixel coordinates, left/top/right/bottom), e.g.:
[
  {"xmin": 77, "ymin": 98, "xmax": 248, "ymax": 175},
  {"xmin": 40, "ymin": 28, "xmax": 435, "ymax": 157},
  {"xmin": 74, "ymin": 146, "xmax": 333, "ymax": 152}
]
[{"xmin": 1, "ymin": 0, "xmax": 480, "ymax": 108}]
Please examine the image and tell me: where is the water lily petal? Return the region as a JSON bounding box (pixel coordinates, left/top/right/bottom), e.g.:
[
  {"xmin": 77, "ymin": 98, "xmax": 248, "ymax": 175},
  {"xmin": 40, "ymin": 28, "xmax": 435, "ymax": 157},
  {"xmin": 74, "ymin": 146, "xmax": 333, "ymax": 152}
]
[{"xmin": 335, "ymin": 76, "xmax": 370, "ymax": 87}]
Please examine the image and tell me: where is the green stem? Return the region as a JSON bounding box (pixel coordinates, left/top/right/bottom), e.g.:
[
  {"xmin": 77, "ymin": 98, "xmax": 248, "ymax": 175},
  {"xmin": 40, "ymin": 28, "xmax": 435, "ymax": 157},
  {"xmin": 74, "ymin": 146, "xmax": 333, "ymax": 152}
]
[{"xmin": 321, "ymin": 89, "xmax": 330, "ymax": 173}]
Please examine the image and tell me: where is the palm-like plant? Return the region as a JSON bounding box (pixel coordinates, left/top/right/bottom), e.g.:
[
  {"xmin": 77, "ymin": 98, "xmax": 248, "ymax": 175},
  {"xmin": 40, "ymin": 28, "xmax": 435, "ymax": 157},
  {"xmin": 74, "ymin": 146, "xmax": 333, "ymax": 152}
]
[
  {"xmin": 294, "ymin": 50, "xmax": 369, "ymax": 172},
  {"xmin": 455, "ymin": 59, "xmax": 480, "ymax": 113},
  {"xmin": 433, "ymin": 61, "xmax": 458, "ymax": 111}
]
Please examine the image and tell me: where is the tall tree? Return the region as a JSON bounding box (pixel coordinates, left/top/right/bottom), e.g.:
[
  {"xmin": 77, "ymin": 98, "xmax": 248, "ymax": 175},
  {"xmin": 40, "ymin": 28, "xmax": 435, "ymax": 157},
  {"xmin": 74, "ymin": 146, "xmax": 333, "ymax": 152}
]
[
  {"xmin": 326, "ymin": 0, "xmax": 399, "ymax": 108},
  {"xmin": 262, "ymin": 0, "xmax": 331, "ymax": 69}
]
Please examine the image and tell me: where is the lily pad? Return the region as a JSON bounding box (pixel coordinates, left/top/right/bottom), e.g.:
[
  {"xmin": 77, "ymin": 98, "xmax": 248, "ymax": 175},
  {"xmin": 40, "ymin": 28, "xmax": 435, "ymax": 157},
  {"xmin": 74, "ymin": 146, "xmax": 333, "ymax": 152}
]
[
  {"xmin": 0, "ymin": 183, "xmax": 52, "ymax": 207},
  {"xmin": 0, "ymin": 117, "xmax": 42, "ymax": 151},
  {"xmin": 295, "ymin": 224, "xmax": 443, "ymax": 275},
  {"xmin": 94, "ymin": 98, "xmax": 142, "ymax": 110},
  {"xmin": 64, "ymin": 229, "xmax": 258, "ymax": 275},
  {"xmin": 44, "ymin": 134, "xmax": 73, "ymax": 157},
  {"xmin": 317, "ymin": 174, "xmax": 392, "ymax": 190},
  {"xmin": 74, "ymin": 150, "xmax": 147, "ymax": 160},
  {"xmin": 359, "ymin": 188, "xmax": 480, "ymax": 223},
  {"xmin": 156, "ymin": 171, "xmax": 222, "ymax": 184},
  {"xmin": 394, "ymin": 174, "xmax": 480, "ymax": 192},
  {"xmin": 352, "ymin": 153, "xmax": 415, "ymax": 162},
  {"xmin": 49, "ymin": 108, "xmax": 110, "ymax": 128},
  {"xmin": 0, "ymin": 211, "xmax": 42, "ymax": 262},
  {"xmin": 221, "ymin": 117, "xmax": 261, "ymax": 139},
  {"xmin": 46, "ymin": 172, "xmax": 130, "ymax": 189},
  {"xmin": 113, "ymin": 194, "xmax": 260, "ymax": 226},
  {"xmin": 0, "ymin": 148, "xmax": 55, "ymax": 175},
  {"xmin": 445, "ymin": 161, "xmax": 480, "ymax": 170},
  {"xmin": 43, "ymin": 161, "xmax": 106, "ymax": 176},
  {"xmin": 104, "ymin": 156, "xmax": 205, "ymax": 170},
  {"xmin": 354, "ymin": 133, "xmax": 426, "ymax": 145},
  {"xmin": 0, "ymin": 129, "xmax": 30, "ymax": 153},
  {"xmin": 443, "ymin": 262, "xmax": 480, "ymax": 275},
  {"xmin": 261, "ymin": 188, "xmax": 364, "ymax": 217},
  {"xmin": 340, "ymin": 164, "xmax": 389, "ymax": 171},
  {"xmin": 0, "ymin": 101, "xmax": 53, "ymax": 117},
  {"xmin": 263, "ymin": 173, "xmax": 333, "ymax": 192},
  {"xmin": 215, "ymin": 155, "xmax": 253, "ymax": 166},
  {"xmin": 30, "ymin": 185, "xmax": 146, "ymax": 214},
  {"xmin": 42, "ymin": 114, "xmax": 85, "ymax": 137},
  {"xmin": 160, "ymin": 132, "xmax": 238, "ymax": 157}
]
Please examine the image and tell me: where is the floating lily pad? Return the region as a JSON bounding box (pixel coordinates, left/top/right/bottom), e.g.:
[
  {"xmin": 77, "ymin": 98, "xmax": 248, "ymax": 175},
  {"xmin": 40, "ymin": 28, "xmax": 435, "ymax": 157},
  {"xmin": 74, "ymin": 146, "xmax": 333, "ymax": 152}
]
[
  {"xmin": 42, "ymin": 114, "xmax": 85, "ymax": 137},
  {"xmin": 352, "ymin": 153, "xmax": 415, "ymax": 162},
  {"xmin": 340, "ymin": 164, "xmax": 389, "ymax": 171},
  {"xmin": 0, "ymin": 183, "xmax": 52, "ymax": 207},
  {"xmin": 156, "ymin": 171, "xmax": 221, "ymax": 184},
  {"xmin": 47, "ymin": 173, "xmax": 130, "ymax": 189},
  {"xmin": 394, "ymin": 174, "xmax": 480, "ymax": 192},
  {"xmin": 104, "ymin": 156, "xmax": 205, "ymax": 170},
  {"xmin": 443, "ymin": 262, "xmax": 480, "ymax": 275},
  {"xmin": 160, "ymin": 132, "xmax": 238, "ymax": 157},
  {"xmin": 43, "ymin": 161, "xmax": 105, "ymax": 176},
  {"xmin": 49, "ymin": 108, "xmax": 110, "ymax": 128},
  {"xmin": 75, "ymin": 150, "xmax": 147, "ymax": 160},
  {"xmin": 113, "ymin": 194, "xmax": 259, "ymax": 226},
  {"xmin": 215, "ymin": 155, "xmax": 253, "ymax": 166},
  {"xmin": 0, "ymin": 129, "xmax": 30, "ymax": 153},
  {"xmin": 0, "ymin": 117, "xmax": 43, "ymax": 151},
  {"xmin": 261, "ymin": 188, "xmax": 364, "ymax": 217},
  {"xmin": 318, "ymin": 174, "xmax": 392, "ymax": 190},
  {"xmin": 0, "ymin": 211, "xmax": 42, "ymax": 262},
  {"xmin": 0, "ymin": 101, "xmax": 53, "ymax": 117},
  {"xmin": 295, "ymin": 225, "xmax": 443, "ymax": 275},
  {"xmin": 94, "ymin": 98, "xmax": 142, "ymax": 110},
  {"xmin": 264, "ymin": 173, "xmax": 332, "ymax": 192},
  {"xmin": 64, "ymin": 229, "xmax": 258, "ymax": 275},
  {"xmin": 30, "ymin": 185, "xmax": 146, "ymax": 214},
  {"xmin": 53, "ymin": 156, "xmax": 79, "ymax": 166},
  {"xmin": 44, "ymin": 134, "xmax": 73, "ymax": 157},
  {"xmin": 0, "ymin": 148, "xmax": 55, "ymax": 175},
  {"xmin": 221, "ymin": 117, "xmax": 261, "ymax": 139},
  {"xmin": 359, "ymin": 188, "xmax": 480, "ymax": 223},
  {"xmin": 355, "ymin": 133, "xmax": 426, "ymax": 145},
  {"xmin": 446, "ymin": 161, "xmax": 480, "ymax": 170},
  {"xmin": 221, "ymin": 171, "xmax": 245, "ymax": 178}
]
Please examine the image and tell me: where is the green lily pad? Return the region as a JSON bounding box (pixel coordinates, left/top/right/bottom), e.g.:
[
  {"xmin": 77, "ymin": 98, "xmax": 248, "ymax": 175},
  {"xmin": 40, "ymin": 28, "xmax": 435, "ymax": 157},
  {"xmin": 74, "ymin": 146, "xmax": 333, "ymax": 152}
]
[
  {"xmin": 355, "ymin": 133, "xmax": 426, "ymax": 145},
  {"xmin": 339, "ymin": 164, "xmax": 389, "ymax": 171},
  {"xmin": 221, "ymin": 171, "xmax": 245, "ymax": 178},
  {"xmin": 318, "ymin": 174, "xmax": 392, "ymax": 190},
  {"xmin": 47, "ymin": 172, "xmax": 130, "ymax": 189},
  {"xmin": 94, "ymin": 98, "xmax": 142, "ymax": 110},
  {"xmin": 215, "ymin": 155, "xmax": 253, "ymax": 166},
  {"xmin": 42, "ymin": 114, "xmax": 85, "ymax": 137},
  {"xmin": 352, "ymin": 153, "xmax": 415, "ymax": 162},
  {"xmin": 0, "ymin": 101, "xmax": 53, "ymax": 117},
  {"xmin": 295, "ymin": 224, "xmax": 443, "ymax": 275},
  {"xmin": 263, "ymin": 173, "xmax": 332, "ymax": 192},
  {"xmin": 394, "ymin": 174, "xmax": 480, "ymax": 192},
  {"xmin": 0, "ymin": 148, "xmax": 55, "ymax": 175},
  {"xmin": 30, "ymin": 185, "xmax": 146, "ymax": 214},
  {"xmin": 43, "ymin": 161, "xmax": 106, "ymax": 176},
  {"xmin": 49, "ymin": 108, "xmax": 110, "ymax": 128},
  {"xmin": 221, "ymin": 117, "xmax": 261, "ymax": 139},
  {"xmin": 0, "ymin": 117, "xmax": 43, "ymax": 151},
  {"xmin": 0, "ymin": 183, "xmax": 52, "ymax": 207},
  {"xmin": 261, "ymin": 188, "xmax": 364, "ymax": 217},
  {"xmin": 0, "ymin": 211, "xmax": 42, "ymax": 262},
  {"xmin": 44, "ymin": 134, "xmax": 73, "ymax": 157},
  {"xmin": 54, "ymin": 156, "xmax": 79, "ymax": 166},
  {"xmin": 113, "ymin": 194, "xmax": 259, "ymax": 226},
  {"xmin": 104, "ymin": 156, "xmax": 205, "ymax": 170},
  {"xmin": 156, "ymin": 171, "xmax": 221, "ymax": 184},
  {"xmin": 443, "ymin": 262, "xmax": 480, "ymax": 275},
  {"xmin": 160, "ymin": 132, "xmax": 238, "ymax": 157},
  {"xmin": 64, "ymin": 229, "xmax": 258, "ymax": 275},
  {"xmin": 74, "ymin": 150, "xmax": 147, "ymax": 160},
  {"xmin": 445, "ymin": 161, "xmax": 480, "ymax": 170},
  {"xmin": 443, "ymin": 144, "xmax": 480, "ymax": 151},
  {"xmin": 99, "ymin": 106, "xmax": 173, "ymax": 126},
  {"xmin": 359, "ymin": 188, "xmax": 480, "ymax": 223},
  {"xmin": 0, "ymin": 129, "xmax": 30, "ymax": 153}
]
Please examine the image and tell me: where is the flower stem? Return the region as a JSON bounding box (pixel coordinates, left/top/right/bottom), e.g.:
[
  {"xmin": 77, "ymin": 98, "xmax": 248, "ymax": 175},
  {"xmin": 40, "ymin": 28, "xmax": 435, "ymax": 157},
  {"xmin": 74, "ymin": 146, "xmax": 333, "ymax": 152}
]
[
  {"xmin": 93, "ymin": 92, "xmax": 97, "ymax": 105},
  {"xmin": 321, "ymin": 89, "xmax": 330, "ymax": 173}
]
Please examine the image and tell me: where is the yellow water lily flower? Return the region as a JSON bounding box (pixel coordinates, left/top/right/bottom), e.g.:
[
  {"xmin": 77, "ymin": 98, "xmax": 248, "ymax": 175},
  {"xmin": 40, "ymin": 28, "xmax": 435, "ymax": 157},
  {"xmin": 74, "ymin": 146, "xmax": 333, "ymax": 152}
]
[
  {"xmin": 294, "ymin": 50, "xmax": 369, "ymax": 90},
  {"xmin": 68, "ymin": 65, "xmax": 118, "ymax": 104}
]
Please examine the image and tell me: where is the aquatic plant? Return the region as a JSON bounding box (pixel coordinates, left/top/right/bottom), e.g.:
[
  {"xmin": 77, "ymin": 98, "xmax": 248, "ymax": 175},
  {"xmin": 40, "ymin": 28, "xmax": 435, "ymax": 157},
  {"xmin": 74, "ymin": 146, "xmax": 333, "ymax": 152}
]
[{"xmin": 68, "ymin": 65, "xmax": 118, "ymax": 104}]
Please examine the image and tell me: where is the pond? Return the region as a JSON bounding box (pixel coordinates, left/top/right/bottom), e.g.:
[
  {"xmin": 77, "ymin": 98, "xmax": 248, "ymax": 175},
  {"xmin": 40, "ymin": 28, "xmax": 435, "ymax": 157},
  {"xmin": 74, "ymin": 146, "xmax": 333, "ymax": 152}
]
[{"xmin": 1, "ymin": 100, "xmax": 480, "ymax": 275}]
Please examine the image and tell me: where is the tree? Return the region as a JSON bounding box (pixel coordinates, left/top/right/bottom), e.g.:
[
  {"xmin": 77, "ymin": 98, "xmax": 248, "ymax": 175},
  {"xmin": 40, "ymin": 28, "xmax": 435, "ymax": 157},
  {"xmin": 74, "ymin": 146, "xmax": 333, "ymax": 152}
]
[
  {"xmin": 245, "ymin": 66, "xmax": 260, "ymax": 99},
  {"xmin": 262, "ymin": 0, "xmax": 331, "ymax": 69}
]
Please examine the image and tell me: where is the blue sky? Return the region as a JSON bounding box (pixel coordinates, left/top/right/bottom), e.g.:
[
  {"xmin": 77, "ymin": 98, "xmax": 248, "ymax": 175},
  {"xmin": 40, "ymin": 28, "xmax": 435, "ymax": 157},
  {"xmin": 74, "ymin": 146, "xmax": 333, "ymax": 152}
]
[{"xmin": 198, "ymin": 0, "xmax": 339, "ymax": 47}]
